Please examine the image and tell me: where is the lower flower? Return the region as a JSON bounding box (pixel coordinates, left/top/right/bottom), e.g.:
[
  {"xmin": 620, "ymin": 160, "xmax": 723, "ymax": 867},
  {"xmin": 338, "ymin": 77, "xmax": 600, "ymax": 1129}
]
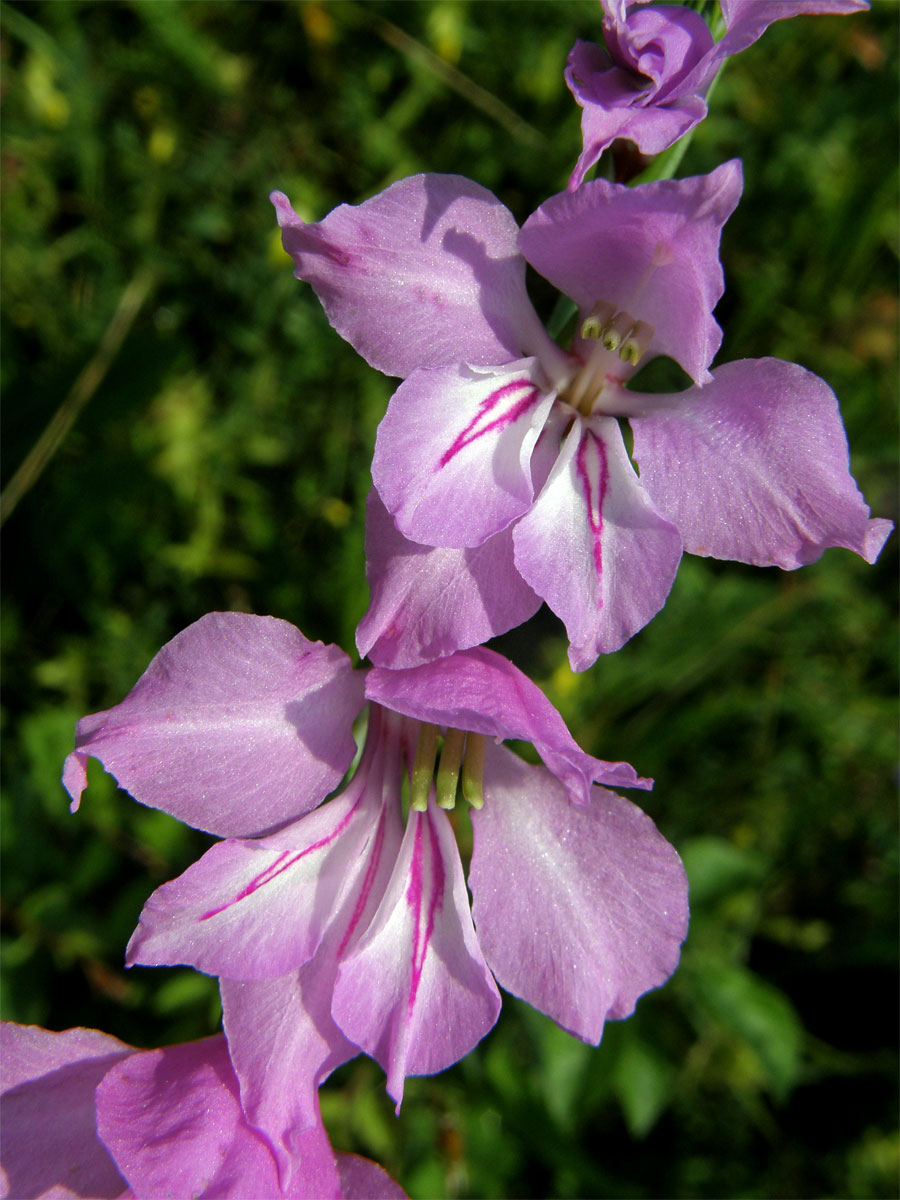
[{"xmin": 64, "ymin": 612, "xmax": 689, "ymax": 1169}]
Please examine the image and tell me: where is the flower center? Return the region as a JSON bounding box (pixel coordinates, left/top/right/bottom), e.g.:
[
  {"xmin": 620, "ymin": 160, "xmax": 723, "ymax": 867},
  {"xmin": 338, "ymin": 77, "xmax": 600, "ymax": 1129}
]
[
  {"xmin": 409, "ymin": 722, "xmax": 486, "ymax": 812},
  {"xmin": 558, "ymin": 300, "xmax": 654, "ymax": 418}
]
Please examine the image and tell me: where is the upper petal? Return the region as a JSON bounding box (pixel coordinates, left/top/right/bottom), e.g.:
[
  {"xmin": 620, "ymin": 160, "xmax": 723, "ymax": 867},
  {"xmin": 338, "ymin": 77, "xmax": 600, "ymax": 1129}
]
[
  {"xmin": 332, "ymin": 803, "xmax": 501, "ymax": 1108},
  {"xmin": 717, "ymin": 0, "xmax": 868, "ymax": 60},
  {"xmin": 519, "ymin": 161, "xmax": 743, "ymax": 384},
  {"xmin": 366, "ymin": 645, "xmax": 650, "ymax": 803},
  {"xmin": 63, "ymin": 613, "xmax": 365, "ymax": 839},
  {"xmin": 470, "ymin": 745, "xmax": 689, "ymax": 1043},
  {"xmin": 512, "ymin": 417, "xmax": 683, "ymax": 670},
  {"xmin": 629, "ymin": 358, "xmax": 893, "ymax": 568},
  {"xmin": 372, "ymin": 360, "xmax": 554, "ymax": 547},
  {"xmin": 0, "ymin": 1023, "xmax": 132, "ymax": 1200},
  {"xmin": 356, "ymin": 490, "xmax": 540, "ymax": 669},
  {"xmin": 272, "ymin": 175, "xmax": 544, "ymax": 378}
]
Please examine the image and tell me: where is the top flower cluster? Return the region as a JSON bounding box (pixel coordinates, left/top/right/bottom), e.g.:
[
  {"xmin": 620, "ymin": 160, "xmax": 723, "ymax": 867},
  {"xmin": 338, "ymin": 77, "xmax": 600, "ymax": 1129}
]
[{"xmin": 272, "ymin": 0, "xmax": 888, "ymax": 673}]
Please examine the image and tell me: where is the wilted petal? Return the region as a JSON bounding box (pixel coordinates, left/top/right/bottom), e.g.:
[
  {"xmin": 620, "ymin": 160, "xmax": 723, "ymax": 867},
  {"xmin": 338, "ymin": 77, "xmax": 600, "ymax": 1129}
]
[
  {"xmin": 357, "ymin": 490, "xmax": 540, "ymax": 668},
  {"xmin": 1, "ymin": 1023, "xmax": 131, "ymax": 1200},
  {"xmin": 367, "ymin": 643, "xmax": 649, "ymax": 802},
  {"xmin": 630, "ymin": 358, "xmax": 893, "ymax": 568},
  {"xmin": 470, "ymin": 745, "xmax": 689, "ymax": 1043},
  {"xmin": 373, "ymin": 361, "xmax": 554, "ymax": 547},
  {"xmin": 333, "ymin": 804, "xmax": 501, "ymax": 1108},
  {"xmin": 126, "ymin": 767, "xmax": 380, "ymax": 979},
  {"xmin": 272, "ymin": 175, "xmax": 544, "ymax": 378},
  {"xmin": 63, "ymin": 613, "xmax": 365, "ymax": 839},
  {"xmin": 95, "ymin": 1035, "xmax": 340, "ymax": 1200},
  {"xmin": 513, "ymin": 417, "xmax": 682, "ymax": 670},
  {"xmin": 520, "ymin": 162, "xmax": 743, "ymax": 384}
]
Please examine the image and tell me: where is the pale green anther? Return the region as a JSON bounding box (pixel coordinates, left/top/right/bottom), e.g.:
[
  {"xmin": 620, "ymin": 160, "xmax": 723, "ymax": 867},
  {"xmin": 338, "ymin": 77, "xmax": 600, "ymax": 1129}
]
[
  {"xmin": 580, "ymin": 299, "xmax": 617, "ymax": 341},
  {"xmin": 436, "ymin": 727, "xmax": 466, "ymax": 809},
  {"xmin": 461, "ymin": 733, "xmax": 486, "ymax": 810},
  {"xmin": 601, "ymin": 310, "xmax": 635, "ymax": 353},
  {"xmin": 410, "ymin": 722, "xmax": 439, "ymax": 812},
  {"xmin": 619, "ymin": 319, "xmax": 655, "ymax": 366}
]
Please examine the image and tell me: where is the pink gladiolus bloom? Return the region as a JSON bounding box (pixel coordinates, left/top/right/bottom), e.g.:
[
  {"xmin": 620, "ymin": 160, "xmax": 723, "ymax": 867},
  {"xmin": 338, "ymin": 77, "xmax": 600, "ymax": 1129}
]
[
  {"xmin": 0, "ymin": 1022, "xmax": 404, "ymax": 1200},
  {"xmin": 566, "ymin": 0, "xmax": 870, "ymax": 188},
  {"xmin": 273, "ymin": 167, "xmax": 891, "ymax": 671},
  {"xmin": 64, "ymin": 612, "xmax": 689, "ymax": 1165}
]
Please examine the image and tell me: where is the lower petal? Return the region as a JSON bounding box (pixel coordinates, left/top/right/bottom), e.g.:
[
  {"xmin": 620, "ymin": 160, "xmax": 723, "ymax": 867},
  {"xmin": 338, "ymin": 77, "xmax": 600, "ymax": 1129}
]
[
  {"xmin": 332, "ymin": 804, "xmax": 501, "ymax": 1109},
  {"xmin": 513, "ymin": 416, "xmax": 682, "ymax": 669},
  {"xmin": 630, "ymin": 358, "xmax": 894, "ymax": 568},
  {"xmin": 470, "ymin": 745, "xmax": 689, "ymax": 1044}
]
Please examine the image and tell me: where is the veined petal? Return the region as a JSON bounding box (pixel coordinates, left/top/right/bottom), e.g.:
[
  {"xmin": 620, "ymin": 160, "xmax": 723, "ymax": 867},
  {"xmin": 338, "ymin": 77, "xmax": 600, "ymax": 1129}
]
[
  {"xmin": 357, "ymin": 490, "xmax": 540, "ymax": 669},
  {"xmin": 513, "ymin": 417, "xmax": 683, "ymax": 670},
  {"xmin": 95, "ymin": 1035, "xmax": 332, "ymax": 1200},
  {"xmin": 126, "ymin": 763, "xmax": 382, "ymax": 979},
  {"xmin": 332, "ymin": 804, "xmax": 501, "ymax": 1109},
  {"xmin": 272, "ymin": 175, "xmax": 544, "ymax": 378},
  {"xmin": 0, "ymin": 1023, "xmax": 132, "ymax": 1200},
  {"xmin": 630, "ymin": 358, "xmax": 893, "ymax": 568},
  {"xmin": 366, "ymin": 645, "xmax": 650, "ymax": 803},
  {"xmin": 520, "ymin": 162, "xmax": 743, "ymax": 385},
  {"xmin": 62, "ymin": 613, "xmax": 365, "ymax": 839},
  {"xmin": 471, "ymin": 745, "xmax": 689, "ymax": 1043},
  {"xmin": 373, "ymin": 361, "xmax": 554, "ymax": 548}
]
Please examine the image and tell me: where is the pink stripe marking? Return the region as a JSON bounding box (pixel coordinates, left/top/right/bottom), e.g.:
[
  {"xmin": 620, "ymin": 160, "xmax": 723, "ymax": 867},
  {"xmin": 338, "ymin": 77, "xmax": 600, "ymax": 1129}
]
[
  {"xmin": 576, "ymin": 428, "xmax": 609, "ymax": 581},
  {"xmin": 438, "ymin": 379, "xmax": 540, "ymax": 468},
  {"xmin": 405, "ymin": 815, "xmax": 445, "ymax": 1018},
  {"xmin": 199, "ymin": 803, "xmax": 358, "ymax": 921},
  {"xmin": 336, "ymin": 810, "xmax": 389, "ymax": 959}
]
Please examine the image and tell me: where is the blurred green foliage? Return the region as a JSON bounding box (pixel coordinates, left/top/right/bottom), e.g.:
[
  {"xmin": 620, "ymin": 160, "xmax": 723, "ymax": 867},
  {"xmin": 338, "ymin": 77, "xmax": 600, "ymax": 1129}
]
[{"xmin": 1, "ymin": 1, "xmax": 897, "ymax": 1197}]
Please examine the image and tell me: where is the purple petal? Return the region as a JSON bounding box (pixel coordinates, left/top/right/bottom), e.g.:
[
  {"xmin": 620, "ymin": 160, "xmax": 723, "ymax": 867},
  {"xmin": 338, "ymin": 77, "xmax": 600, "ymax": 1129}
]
[
  {"xmin": 366, "ymin": 645, "xmax": 650, "ymax": 803},
  {"xmin": 126, "ymin": 768, "xmax": 381, "ymax": 979},
  {"xmin": 332, "ymin": 805, "xmax": 501, "ymax": 1108},
  {"xmin": 471, "ymin": 745, "xmax": 689, "ymax": 1042},
  {"xmin": 272, "ymin": 175, "xmax": 545, "ymax": 378},
  {"xmin": 356, "ymin": 490, "xmax": 540, "ymax": 669},
  {"xmin": 520, "ymin": 161, "xmax": 743, "ymax": 384},
  {"xmin": 95, "ymin": 1035, "xmax": 342, "ymax": 1200},
  {"xmin": 220, "ymin": 707, "xmax": 408, "ymax": 1171},
  {"xmin": 221, "ymin": 973, "xmax": 358, "ymax": 1191},
  {"xmin": 337, "ymin": 1156, "xmax": 408, "ymax": 1200},
  {"xmin": 372, "ymin": 361, "xmax": 555, "ymax": 547},
  {"xmin": 512, "ymin": 417, "xmax": 683, "ymax": 670},
  {"xmin": 63, "ymin": 612, "xmax": 365, "ymax": 839},
  {"xmin": 630, "ymin": 358, "xmax": 893, "ymax": 568},
  {"xmin": 605, "ymin": 5, "xmax": 714, "ymax": 95},
  {"xmin": 718, "ymin": 0, "xmax": 868, "ymax": 59},
  {"xmin": 1, "ymin": 1023, "xmax": 132, "ymax": 1200}
]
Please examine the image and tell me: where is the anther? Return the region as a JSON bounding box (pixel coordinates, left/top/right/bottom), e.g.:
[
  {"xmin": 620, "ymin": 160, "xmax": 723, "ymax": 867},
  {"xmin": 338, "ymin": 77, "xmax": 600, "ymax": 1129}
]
[
  {"xmin": 601, "ymin": 310, "xmax": 636, "ymax": 353},
  {"xmin": 436, "ymin": 728, "xmax": 466, "ymax": 809},
  {"xmin": 619, "ymin": 319, "xmax": 654, "ymax": 366},
  {"xmin": 580, "ymin": 300, "xmax": 617, "ymax": 341},
  {"xmin": 461, "ymin": 733, "xmax": 486, "ymax": 810},
  {"xmin": 410, "ymin": 722, "xmax": 439, "ymax": 811}
]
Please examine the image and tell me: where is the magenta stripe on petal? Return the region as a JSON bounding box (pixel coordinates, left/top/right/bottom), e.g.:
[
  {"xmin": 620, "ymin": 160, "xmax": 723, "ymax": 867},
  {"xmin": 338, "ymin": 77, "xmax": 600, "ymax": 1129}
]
[
  {"xmin": 439, "ymin": 380, "xmax": 542, "ymax": 468},
  {"xmin": 576, "ymin": 427, "xmax": 610, "ymax": 580},
  {"xmin": 406, "ymin": 817, "xmax": 445, "ymax": 1017}
]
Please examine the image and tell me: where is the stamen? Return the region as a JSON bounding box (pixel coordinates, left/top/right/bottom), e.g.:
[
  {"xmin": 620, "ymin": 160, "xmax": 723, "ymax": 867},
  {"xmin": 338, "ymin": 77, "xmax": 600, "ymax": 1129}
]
[
  {"xmin": 461, "ymin": 733, "xmax": 486, "ymax": 810},
  {"xmin": 619, "ymin": 319, "xmax": 654, "ymax": 366},
  {"xmin": 436, "ymin": 727, "xmax": 466, "ymax": 810},
  {"xmin": 600, "ymin": 310, "xmax": 635, "ymax": 353},
  {"xmin": 410, "ymin": 722, "xmax": 439, "ymax": 811},
  {"xmin": 580, "ymin": 300, "xmax": 617, "ymax": 341}
]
